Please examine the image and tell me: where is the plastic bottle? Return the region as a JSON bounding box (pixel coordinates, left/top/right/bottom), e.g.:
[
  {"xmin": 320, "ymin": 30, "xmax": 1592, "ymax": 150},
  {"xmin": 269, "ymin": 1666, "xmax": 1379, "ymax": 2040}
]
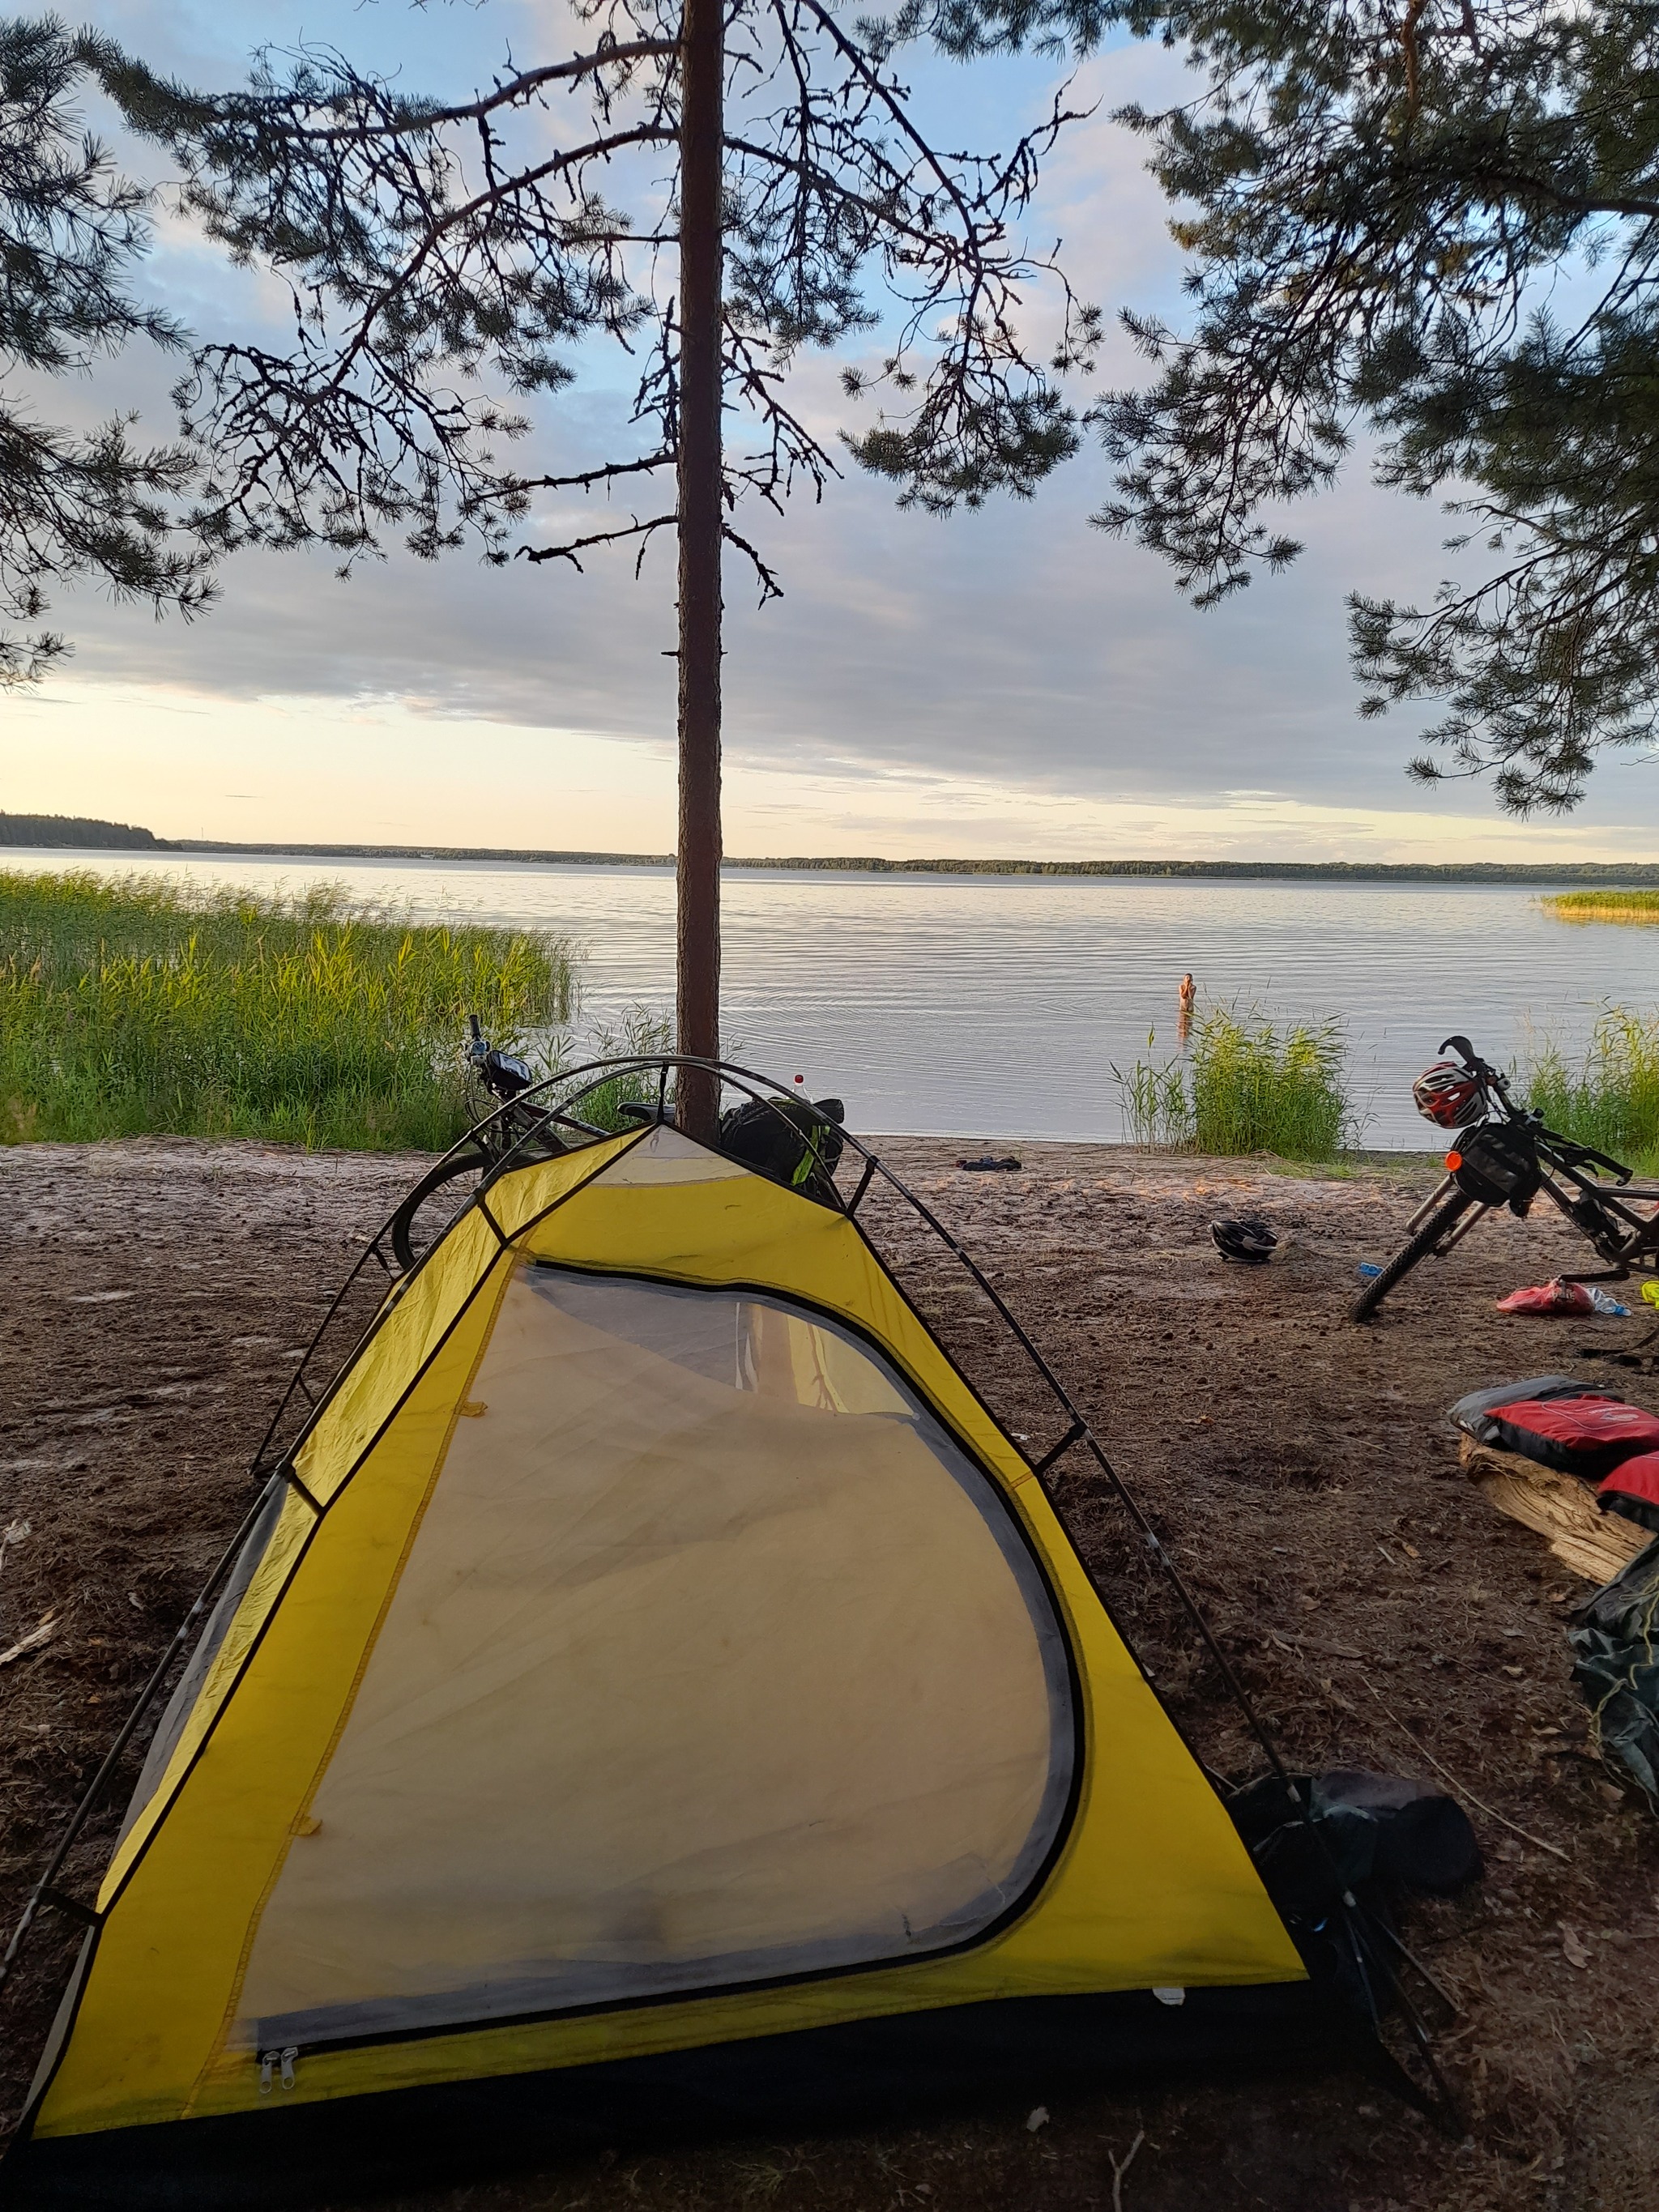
[{"xmin": 1588, "ymin": 1286, "xmax": 1631, "ymax": 1316}]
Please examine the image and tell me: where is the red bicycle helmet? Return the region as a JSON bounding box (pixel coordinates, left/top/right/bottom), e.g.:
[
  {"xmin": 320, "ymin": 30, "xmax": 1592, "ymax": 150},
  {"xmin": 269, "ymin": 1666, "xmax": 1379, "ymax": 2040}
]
[{"xmin": 1412, "ymin": 1059, "xmax": 1484, "ymax": 1128}]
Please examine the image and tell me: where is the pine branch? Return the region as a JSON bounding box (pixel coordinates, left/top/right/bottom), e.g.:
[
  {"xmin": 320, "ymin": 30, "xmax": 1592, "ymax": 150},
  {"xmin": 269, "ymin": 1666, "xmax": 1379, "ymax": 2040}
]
[
  {"xmin": 77, "ymin": 2, "xmax": 1094, "ymax": 599},
  {"xmin": 515, "ymin": 512, "xmax": 677, "ymax": 569},
  {"xmin": 0, "ymin": 21, "xmax": 211, "ymax": 682},
  {"xmin": 1064, "ymin": 0, "xmax": 1659, "ymax": 808}
]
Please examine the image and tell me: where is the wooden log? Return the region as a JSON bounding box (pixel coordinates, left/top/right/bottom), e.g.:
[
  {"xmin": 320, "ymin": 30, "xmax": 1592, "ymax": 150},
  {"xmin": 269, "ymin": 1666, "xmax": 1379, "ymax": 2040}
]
[{"xmin": 1459, "ymin": 1435, "xmax": 1650, "ymax": 1583}]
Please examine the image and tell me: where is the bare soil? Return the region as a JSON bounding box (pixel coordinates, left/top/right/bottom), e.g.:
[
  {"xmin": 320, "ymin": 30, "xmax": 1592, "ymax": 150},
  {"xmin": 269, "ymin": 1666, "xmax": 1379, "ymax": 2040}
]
[{"xmin": 2, "ymin": 1136, "xmax": 1657, "ymax": 2212}]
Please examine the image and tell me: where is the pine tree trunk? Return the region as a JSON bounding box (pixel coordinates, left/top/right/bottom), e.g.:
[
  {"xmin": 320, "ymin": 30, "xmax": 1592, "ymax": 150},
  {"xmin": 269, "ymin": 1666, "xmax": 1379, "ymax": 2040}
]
[{"xmin": 674, "ymin": 0, "xmax": 724, "ymax": 1143}]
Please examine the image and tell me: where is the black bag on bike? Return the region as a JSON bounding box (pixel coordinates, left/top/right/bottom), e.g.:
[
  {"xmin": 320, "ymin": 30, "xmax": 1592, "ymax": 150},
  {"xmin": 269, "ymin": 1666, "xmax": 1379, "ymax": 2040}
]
[
  {"xmin": 1445, "ymin": 1120, "xmax": 1542, "ymax": 1211},
  {"xmin": 718, "ymin": 1096, "xmax": 846, "ymax": 1200}
]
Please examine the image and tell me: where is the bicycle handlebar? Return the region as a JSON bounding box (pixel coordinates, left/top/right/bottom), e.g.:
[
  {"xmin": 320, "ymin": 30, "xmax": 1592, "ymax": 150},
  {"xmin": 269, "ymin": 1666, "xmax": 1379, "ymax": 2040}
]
[{"xmin": 1439, "ymin": 1032, "xmax": 1516, "ymax": 1102}]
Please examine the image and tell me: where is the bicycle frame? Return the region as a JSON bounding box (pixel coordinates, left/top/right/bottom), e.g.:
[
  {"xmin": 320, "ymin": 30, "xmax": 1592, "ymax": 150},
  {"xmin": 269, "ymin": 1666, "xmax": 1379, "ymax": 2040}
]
[{"xmin": 1529, "ymin": 1158, "xmax": 1659, "ymax": 1278}]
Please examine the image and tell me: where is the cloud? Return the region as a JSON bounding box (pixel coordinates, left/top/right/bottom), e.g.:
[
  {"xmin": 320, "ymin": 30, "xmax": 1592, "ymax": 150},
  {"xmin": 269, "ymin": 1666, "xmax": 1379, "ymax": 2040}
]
[
  {"xmin": 17, "ymin": 676, "xmax": 1659, "ymax": 860},
  {"xmin": 19, "ymin": 2, "xmax": 1659, "ymax": 852},
  {"xmin": 41, "ymin": 402, "xmax": 1489, "ymax": 821}
]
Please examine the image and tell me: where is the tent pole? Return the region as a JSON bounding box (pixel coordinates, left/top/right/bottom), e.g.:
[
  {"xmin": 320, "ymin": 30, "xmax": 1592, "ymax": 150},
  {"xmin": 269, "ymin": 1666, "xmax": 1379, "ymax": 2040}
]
[{"xmin": 674, "ymin": 0, "xmax": 724, "ymax": 1144}]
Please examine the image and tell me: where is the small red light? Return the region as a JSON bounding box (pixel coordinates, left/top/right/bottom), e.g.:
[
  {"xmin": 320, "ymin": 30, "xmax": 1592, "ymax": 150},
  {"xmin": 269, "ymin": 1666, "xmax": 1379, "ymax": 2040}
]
[{"xmin": 1446, "ymin": 1150, "xmax": 1462, "ymax": 1171}]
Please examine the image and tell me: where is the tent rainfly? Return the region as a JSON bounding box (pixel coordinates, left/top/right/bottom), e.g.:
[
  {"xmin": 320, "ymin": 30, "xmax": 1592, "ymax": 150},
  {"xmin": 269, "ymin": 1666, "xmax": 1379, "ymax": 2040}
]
[{"xmin": 2, "ymin": 1089, "xmax": 1341, "ymax": 2206}]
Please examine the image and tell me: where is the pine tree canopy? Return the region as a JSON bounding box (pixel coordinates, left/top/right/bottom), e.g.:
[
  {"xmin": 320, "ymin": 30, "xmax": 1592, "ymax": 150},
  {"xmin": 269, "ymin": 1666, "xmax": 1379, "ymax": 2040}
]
[
  {"xmin": 76, "ymin": 2, "xmax": 1101, "ymax": 605},
  {"xmin": 941, "ymin": 0, "xmax": 1659, "ymax": 814},
  {"xmin": 15, "ymin": 2, "xmax": 1644, "ymax": 818},
  {"xmin": 0, "ymin": 18, "xmax": 213, "ymax": 688}
]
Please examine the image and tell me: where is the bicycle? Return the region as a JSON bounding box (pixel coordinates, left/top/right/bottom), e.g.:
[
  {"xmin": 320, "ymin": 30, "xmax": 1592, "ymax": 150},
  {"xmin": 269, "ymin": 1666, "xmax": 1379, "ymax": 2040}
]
[
  {"xmin": 386, "ymin": 1016, "xmax": 621, "ymax": 1271},
  {"xmin": 1350, "ymin": 1034, "xmax": 1659, "ymax": 1322},
  {"xmin": 386, "ymin": 1018, "xmax": 847, "ymax": 1271}
]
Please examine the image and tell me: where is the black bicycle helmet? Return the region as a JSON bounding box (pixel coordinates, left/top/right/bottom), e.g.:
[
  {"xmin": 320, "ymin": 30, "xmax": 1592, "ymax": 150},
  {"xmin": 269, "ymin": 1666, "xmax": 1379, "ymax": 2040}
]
[{"xmin": 1210, "ymin": 1217, "xmax": 1277, "ymax": 1264}]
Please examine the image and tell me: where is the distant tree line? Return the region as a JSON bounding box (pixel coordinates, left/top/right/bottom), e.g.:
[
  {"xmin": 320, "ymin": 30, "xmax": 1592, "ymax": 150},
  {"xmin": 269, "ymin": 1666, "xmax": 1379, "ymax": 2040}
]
[
  {"xmin": 42, "ymin": 830, "xmax": 1659, "ymax": 884},
  {"xmin": 0, "ymin": 811, "xmax": 160, "ymax": 847}
]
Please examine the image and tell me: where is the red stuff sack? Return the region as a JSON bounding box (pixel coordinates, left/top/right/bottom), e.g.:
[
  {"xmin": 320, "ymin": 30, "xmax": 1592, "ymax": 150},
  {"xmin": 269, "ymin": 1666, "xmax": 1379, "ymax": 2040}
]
[
  {"xmin": 1448, "ymin": 1376, "xmax": 1601, "ymax": 1446},
  {"xmin": 1495, "ymin": 1279, "xmax": 1594, "ymax": 1315},
  {"xmin": 1597, "ymin": 1452, "xmax": 1659, "ymax": 1533},
  {"xmin": 1483, "ymin": 1396, "xmax": 1659, "ymax": 1478}
]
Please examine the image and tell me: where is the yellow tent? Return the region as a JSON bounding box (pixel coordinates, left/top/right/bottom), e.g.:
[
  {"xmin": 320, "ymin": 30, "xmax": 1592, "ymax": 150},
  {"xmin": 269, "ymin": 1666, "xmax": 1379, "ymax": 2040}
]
[{"xmin": 6, "ymin": 1115, "xmax": 1318, "ymax": 2201}]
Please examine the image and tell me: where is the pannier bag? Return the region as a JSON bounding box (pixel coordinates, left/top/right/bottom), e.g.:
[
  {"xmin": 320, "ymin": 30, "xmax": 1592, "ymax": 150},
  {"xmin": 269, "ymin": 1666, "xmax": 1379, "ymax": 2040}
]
[
  {"xmin": 1228, "ymin": 1768, "xmax": 1481, "ymax": 2014},
  {"xmin": 1449, "ymin": 1376, "xmax": 1602, "ymax": 1442},
  {"xmin": 1597, "ymin": 1453, "xmax": 1659, "ymax": 1533},
  {"xmin": 1448, "ymin": 1378, "xmax": 1659, "ymax": 1478},
  {"xmin": 1231, "ymin": 1768, "xmax": 1482, "ymax": 1909}
]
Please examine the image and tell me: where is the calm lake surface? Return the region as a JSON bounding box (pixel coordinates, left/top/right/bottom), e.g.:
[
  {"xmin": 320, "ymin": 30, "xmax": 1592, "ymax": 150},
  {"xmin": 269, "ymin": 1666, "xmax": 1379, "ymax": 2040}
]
[{"xmin": 9, "ymin": 849, "xmax": 1659, "ymax": 1146}]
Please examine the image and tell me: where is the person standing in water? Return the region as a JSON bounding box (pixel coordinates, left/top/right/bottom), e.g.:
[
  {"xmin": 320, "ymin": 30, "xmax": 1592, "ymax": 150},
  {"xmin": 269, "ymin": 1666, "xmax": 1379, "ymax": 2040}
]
[{"xmin": 1178, "ymin": 970, "xmax": 1196, "ymax": 1042}]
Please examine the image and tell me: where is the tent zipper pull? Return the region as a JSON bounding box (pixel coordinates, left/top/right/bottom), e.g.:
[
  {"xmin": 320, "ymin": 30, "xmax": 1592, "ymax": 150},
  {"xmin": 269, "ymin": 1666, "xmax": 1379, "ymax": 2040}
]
[{"xmin": 258, "ymin": 2046, "xmax": 300, "ymax": 2094}]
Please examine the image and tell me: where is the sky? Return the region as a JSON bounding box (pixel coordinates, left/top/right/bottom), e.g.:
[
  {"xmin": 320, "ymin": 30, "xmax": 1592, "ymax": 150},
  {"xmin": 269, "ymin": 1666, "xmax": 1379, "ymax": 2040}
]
[{"xmin": 7, "ymin": 0, "xmax": 1658, "ymax": 862}]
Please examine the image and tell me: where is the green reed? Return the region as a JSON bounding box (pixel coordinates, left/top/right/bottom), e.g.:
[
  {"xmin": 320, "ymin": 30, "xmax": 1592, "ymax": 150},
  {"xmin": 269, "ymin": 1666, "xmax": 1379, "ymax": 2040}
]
[
  {"xmin": 1113, "ymin": 1008, "xmax": 1350, "ymax": 1160},
  {"xmin": 1542, "ymin": 891, "xmax": 1659, "ymax": 925},
  {"xmin": 1191, "ymin": 1009, "xmax": 1350, "ymax": 1158},
  {"xmin": 1529, "ymin": 1008, "xmax": 1659, "ymax": 1171},
  {"xmin": 1111, "ymin": 1029, "xmax": 1193, "ymax": 1149},
  {"xmin": 0, "ymin": 870, "xmax": 576, "ymax": 1149}
]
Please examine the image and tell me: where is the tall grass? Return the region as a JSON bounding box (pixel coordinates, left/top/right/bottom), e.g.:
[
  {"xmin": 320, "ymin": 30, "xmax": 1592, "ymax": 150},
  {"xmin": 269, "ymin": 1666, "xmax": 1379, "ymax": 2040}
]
[
  {"xmin": 1542, "ymin": 891, "xmax": 1659, "ymax": 925},
  {"xmin": 1110, "ymin": 1029, "xmax": 1192, "ymax": 1149},
  {"xmin": 1529, "ymin": 1009, "xmax": 1659, "ymax": 1170},
  {"xmin": 1192, "ymin": 1009, "xmax": 1350, "ymax": 1157},
  {"xmin": 0, "ymin": 871, "xmax": 576, "ymax": 1149},
  {"xmin": 1113, "ymin": 1008, "xmax": 1350, "ymax": 1159}
]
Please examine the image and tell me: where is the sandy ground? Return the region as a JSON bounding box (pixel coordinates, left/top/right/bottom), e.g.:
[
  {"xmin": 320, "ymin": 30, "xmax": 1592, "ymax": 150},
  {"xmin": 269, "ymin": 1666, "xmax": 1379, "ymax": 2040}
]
[{"xmin": 2, "ymin": 1135, "xmax": 1657, "ymax": 2211}]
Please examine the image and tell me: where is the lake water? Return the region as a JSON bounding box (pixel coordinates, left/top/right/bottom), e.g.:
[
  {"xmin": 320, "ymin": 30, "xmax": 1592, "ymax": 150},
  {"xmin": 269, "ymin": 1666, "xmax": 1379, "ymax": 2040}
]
[{"xmin": 8, "ymin": 848, "xmax": 1659, "ymax": 1146}]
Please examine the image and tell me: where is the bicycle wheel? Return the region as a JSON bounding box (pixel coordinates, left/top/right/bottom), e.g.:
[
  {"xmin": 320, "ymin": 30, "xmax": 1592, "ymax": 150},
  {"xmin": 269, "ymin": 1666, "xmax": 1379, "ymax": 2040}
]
[
  {"xmin": 389, "ymin": 1148, "xmax": 491, "ymax": 1273},
  {"xmin": 1350, "ymin": 1188, "xmax": 1475, "ymax": 1323}
]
